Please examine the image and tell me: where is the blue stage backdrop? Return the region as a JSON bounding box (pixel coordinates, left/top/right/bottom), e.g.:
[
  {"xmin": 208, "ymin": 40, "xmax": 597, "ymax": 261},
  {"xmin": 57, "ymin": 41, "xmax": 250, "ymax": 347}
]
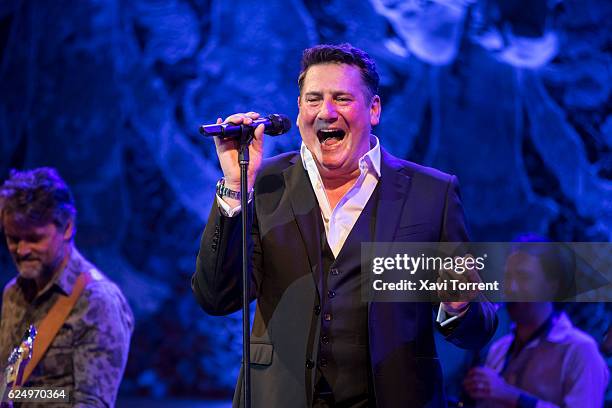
[{"xmin": 0, "ymin": 0, "xmax": 610, "ymax": 399}]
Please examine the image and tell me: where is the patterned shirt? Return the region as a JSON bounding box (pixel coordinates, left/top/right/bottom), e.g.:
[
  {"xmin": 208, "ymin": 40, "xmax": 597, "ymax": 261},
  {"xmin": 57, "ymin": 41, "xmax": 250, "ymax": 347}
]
[{"xmin": 0, "ymin": 248, "xmax": 134, "ymax": 407}]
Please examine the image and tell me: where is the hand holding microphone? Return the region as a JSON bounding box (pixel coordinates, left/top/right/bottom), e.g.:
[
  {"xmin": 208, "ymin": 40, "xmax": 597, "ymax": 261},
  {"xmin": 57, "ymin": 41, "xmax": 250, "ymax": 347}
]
[{"xmin": 202, "ymin": 112, "xmax": 290, "ymax": 201}]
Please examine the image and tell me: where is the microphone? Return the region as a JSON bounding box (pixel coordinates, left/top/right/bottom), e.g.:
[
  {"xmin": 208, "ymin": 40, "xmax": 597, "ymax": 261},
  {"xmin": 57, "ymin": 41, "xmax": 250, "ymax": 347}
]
[{"xmin": 199, "ymin": 114, "xmax": 291, "ymax": 139}]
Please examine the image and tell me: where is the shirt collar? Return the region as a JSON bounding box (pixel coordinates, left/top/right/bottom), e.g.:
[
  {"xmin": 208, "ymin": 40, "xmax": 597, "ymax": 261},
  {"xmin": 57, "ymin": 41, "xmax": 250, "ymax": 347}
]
[
  {"xmin": 544, "ymin": 312, "xmax": 574, "ymax": 343},
  {"xmin": 54, "ymin": 248, "xmax": 89, "ymax": 296},
  {"xmin": 510, "ymin": 312, "xmax": 575, "ymax": 349},
  {"xmin": 300, "ymin": 135, "xmax": 381, "ymax": 178}
]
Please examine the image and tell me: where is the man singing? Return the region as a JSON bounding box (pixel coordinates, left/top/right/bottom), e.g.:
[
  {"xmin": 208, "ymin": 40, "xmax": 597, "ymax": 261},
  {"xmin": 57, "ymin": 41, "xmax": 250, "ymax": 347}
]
[
  {"xmin": 192, "ymin": 43, "xmax": 497, "ymax": 407},
  {"xmin": 0, "ymin": 168, "xmax": 133, "ymax": 407}
]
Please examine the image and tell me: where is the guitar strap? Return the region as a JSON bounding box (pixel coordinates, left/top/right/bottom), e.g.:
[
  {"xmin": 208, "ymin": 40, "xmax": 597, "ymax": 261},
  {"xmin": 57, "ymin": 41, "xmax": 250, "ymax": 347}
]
[{"xmin": 18, "ymin": 270, "xmax": 92, "ymax": 386}]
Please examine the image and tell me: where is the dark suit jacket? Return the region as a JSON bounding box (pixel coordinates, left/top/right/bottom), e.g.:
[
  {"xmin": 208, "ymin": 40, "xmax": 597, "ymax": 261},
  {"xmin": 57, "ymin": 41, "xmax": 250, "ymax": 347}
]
[{"xmin": 192, "ymin": 148, "xmax": 497, "ymax": 408}]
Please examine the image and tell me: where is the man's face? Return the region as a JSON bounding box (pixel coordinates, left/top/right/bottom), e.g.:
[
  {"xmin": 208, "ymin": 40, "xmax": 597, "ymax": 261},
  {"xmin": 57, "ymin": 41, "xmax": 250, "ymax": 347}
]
[
  {"xmin": 504, "ymin": 251, "xmax": 558, "ymax": 321},
  {"xmin": 504, "ymin": 251, "xmax": 558, "ymax": 301},
  {"xmin": 2, "ymin": 215, "xmax": 72, "ymax": 283},
  {"xmin": 297, "ymin": 63, "xmax": 381, "ymax": 178}
]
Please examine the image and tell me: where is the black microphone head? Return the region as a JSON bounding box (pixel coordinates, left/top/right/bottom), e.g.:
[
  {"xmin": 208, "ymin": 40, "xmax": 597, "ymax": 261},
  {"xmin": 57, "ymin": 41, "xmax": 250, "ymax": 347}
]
[{"xmin": 265, "ymin": 114, "xmax": 291, "ymax": 136}]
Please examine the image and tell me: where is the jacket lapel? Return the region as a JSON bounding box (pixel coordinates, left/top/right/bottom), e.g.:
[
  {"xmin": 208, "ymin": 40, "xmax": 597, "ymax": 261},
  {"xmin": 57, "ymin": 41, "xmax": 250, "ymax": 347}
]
[
  {"xmin": 374, "ymin": 148, "xmax": 413, "ymax": 242},
  {"xmin": 368, "ymin": 149, "xmax": 413, "ymax": 384},
  {"xmin": 282, "ymin": 157, "xmax": 323, "ymax": 292}
]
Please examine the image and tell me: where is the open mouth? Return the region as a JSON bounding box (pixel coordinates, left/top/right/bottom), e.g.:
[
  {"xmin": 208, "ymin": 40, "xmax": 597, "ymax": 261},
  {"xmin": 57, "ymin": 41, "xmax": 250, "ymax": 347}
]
[{"xmin": 317, "ymin": 128, "xmax": 346, "ymax": 144}]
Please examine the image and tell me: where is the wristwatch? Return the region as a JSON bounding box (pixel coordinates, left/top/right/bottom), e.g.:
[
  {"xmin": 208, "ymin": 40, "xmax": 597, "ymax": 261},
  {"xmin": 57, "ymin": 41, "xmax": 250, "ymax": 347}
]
[{"xmin": 216, "ymin": 178, "xmax": 253, "ymax": 201}]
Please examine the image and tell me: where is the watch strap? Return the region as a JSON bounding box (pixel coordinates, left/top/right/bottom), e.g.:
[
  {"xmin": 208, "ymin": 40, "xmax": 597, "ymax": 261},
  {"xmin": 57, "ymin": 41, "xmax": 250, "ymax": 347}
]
[{"xmin": 216, "ymin": 178, "xmax": 253, "ymax": 201}]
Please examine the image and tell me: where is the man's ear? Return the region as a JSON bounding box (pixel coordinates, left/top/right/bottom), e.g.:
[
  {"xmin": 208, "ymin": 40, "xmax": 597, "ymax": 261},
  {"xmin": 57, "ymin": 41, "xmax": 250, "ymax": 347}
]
[
  {"xmin": 296, "ymin": 96, "xmax": 301, "ymax": 128},
  {"xmin": 370, "ymin": 95, "xmax": 381, "ymax": 126},
  {"xmin": 63, "ymin": 219, "xmax": 74, "ymax": 241}
]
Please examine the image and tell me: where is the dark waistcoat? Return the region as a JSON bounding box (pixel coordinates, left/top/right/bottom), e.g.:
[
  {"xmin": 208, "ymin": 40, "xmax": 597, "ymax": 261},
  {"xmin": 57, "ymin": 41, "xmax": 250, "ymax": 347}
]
[{"xmin": 314, "ymin": 184, "xmax": 380, "ymax": 405}]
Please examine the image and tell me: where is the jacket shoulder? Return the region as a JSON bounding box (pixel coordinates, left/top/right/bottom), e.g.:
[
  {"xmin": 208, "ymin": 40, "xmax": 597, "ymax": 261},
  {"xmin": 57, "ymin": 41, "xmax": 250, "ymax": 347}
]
[
  {"xmin": 383, "ymin": 150, "xmax": 455, "ymax": 186},
  {"xmin": 258, "ymin": 151, "xmax": 300, "ymax": 178},
  {"xmin": 253, "ymin": 151, "xmax": 300, "ymax": 198}
]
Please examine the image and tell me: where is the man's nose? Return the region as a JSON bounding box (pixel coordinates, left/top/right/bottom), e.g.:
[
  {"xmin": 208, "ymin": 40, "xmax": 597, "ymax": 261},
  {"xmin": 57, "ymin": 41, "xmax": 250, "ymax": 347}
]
[
  {"xmin": 318, "ymin": 99, "xmax": 338, "ymax": 120},
  {"xmin": 16, "ymin": 241, "xmax": 32, "ymax": 257},
  {"xmin": 505, "ymin": 278, "xmax": 519, "ymax": 299}
]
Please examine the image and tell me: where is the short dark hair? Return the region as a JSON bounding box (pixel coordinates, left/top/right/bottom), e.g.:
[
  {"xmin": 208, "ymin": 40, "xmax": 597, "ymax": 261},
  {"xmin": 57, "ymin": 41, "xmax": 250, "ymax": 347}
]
[
  {"xmin": 298, "ymin": 43, "xmax": 380, "ymax": 100},
  {"xmin": 0, "ymin": 167, "xmax": 76, "ymax": 230}
]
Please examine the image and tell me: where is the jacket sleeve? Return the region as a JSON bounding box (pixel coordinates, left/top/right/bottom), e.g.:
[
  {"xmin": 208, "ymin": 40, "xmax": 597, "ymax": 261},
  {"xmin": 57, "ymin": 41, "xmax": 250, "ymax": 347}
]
[
  {"xmin": 437, "ymin": 175, "xmax": 498, "ymax": 349},
  {"xmin": 437, "ymin": 295, "xmax": 498, "ymax": 349},
  {"xmin": 191, "ymin": 198, "xmax": 261, "ymax": 316}
]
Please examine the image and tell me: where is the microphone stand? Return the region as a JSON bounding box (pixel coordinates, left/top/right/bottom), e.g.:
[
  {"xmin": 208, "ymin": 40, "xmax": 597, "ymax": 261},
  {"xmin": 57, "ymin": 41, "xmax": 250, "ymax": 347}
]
[{"xmin": 238, "ymin": 124, "xmax": 253, "ymax": 408}]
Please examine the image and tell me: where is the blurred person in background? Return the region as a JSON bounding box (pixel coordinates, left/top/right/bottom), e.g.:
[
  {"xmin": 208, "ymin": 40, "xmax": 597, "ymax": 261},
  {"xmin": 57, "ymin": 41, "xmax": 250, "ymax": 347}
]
[{"xmin": 463, "ymin": 234, "xmax": 609, "ymax": 407}]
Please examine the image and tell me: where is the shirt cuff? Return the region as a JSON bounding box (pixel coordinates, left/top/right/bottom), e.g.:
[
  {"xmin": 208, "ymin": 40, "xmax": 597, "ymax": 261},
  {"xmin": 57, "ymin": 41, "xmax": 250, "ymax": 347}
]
[
  {"xmin": 436, "ymin": 303, "xmax": 469, "ymax": 328},
  {"xmin": 216, "ymin": 194, "xmax": 252, "ymax": 217}
]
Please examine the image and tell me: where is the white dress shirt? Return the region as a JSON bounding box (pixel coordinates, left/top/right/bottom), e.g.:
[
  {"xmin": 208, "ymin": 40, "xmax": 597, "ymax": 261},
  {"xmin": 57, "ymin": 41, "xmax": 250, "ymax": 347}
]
[{"xmin": 300, "ymin": 136, "xmax": 381, "ymax": 258}]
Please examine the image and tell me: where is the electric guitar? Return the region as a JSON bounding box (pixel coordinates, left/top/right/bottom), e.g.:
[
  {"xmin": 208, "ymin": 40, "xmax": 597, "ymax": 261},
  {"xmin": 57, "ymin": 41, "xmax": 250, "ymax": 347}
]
[{"xmin": 0, "ymin": 326, "xmax": 37, "ymax": 407}]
